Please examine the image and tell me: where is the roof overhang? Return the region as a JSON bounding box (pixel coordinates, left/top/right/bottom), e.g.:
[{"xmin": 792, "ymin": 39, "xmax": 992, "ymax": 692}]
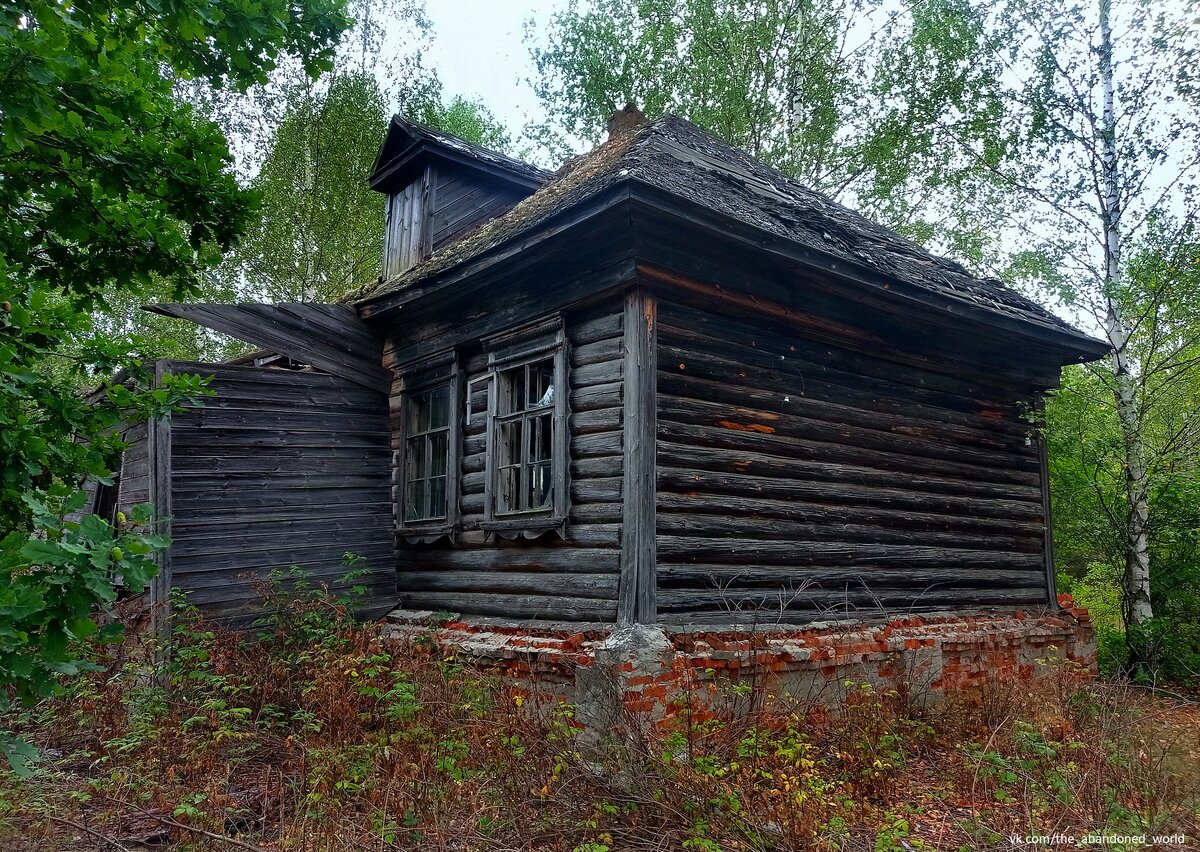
[
  {"xmin": 357, "ymin": 178, "xmax": 1109, "ymax": 376},
  {"xmin": 369, "ymin": 117, "xmax": 548, "ymax": 195},
  {"xmin": 145, "ymin": 303, "xmax": 390, "ymax": 393}
]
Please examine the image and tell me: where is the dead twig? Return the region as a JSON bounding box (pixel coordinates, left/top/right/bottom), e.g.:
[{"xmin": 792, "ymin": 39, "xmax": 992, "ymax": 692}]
[
  {"xmin": 45, "ymin": 815, "xmax": 133, "ymax": 852},
  {"xmin": 103, "ymin": 797, "xmax": 270, "ymax": 852}
]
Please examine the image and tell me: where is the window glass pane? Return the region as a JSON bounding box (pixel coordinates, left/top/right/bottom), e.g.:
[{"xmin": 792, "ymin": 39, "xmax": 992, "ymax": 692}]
[
  {"xmin": 530, "ymin": 412, "xmax": 552, "ymax": 462},
  {"xmin": 407, "ymin": 436, "xmax": 427, "ymax": 481},
  {"xmin": 429, "ymin": 475, "xmax": 447, "ymax": 518},
  {"xmin": 530, "ymin": 461, "xmax": 552, "ymax": 509},
  {"xmin": 498, "ymin": 465, "xmax": 519, "ymax": 514},
  {"xmin": 429, "ymin": 432, "xmax": 448, "ymax": 476},
  {"xmin": 429, "ymin": 385, "xmax": 450, "ymax": 430},
  {"xmin": 404, "ymin": 479, "xmax": 426, "ymax": 522},
  {"xmin": 531, "ymin": 360, "xmax": 554, "ymax": 407},
  {"xmin": 500, "ymin": 418, "xmax": 521, "ymax": 467}
]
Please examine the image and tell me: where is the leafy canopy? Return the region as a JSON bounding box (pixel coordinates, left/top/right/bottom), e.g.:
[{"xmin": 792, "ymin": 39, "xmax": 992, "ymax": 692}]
[{"xmin": 0, "ymin": 0, "xmax": 353, "ymax": 771}]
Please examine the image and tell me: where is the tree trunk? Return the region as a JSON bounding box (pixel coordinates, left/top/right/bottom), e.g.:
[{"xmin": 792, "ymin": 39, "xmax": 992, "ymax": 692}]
[{"xmin": 1098, "ymin": 0, "xmax": 1154, "ymax": 640}]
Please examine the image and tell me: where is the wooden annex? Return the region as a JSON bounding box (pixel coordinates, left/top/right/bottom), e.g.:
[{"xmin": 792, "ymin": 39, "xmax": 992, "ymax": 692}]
[{"xmin": 105, "ymin": 108, "xmax": 1109, "ymax": 633}]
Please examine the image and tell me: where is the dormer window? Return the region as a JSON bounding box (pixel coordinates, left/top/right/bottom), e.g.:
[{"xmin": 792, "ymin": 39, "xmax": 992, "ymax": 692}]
[{"xmin": 369, "ymin": 116, "xmax": 549, "ymax": 280}]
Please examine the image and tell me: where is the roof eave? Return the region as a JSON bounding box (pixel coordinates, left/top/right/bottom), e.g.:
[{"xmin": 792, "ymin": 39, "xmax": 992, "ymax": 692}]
[{"xmin": 624, "ymin": 181, "xmax": 1110, "ymax": 365}]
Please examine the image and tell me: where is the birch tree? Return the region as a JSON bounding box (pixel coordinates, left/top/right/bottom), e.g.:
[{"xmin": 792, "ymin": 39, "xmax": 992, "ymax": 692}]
[{"xmin": 950, "ymin": 0, "xmax": 1200, "ymax": 663}]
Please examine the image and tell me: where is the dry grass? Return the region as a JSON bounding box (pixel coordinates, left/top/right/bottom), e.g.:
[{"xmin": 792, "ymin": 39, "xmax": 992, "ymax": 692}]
[{"xmin": 1, "ymin": 586, "xmax": 1197, "ymax": 851}]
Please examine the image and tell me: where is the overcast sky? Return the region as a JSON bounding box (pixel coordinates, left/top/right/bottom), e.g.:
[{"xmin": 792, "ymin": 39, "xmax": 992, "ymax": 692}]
[{"xmin": 424, "ymin": 0, "xmax": 567, "ymax": 139}]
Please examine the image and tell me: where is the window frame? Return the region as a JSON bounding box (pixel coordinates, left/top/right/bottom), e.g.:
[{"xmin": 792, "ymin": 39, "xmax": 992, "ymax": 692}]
[
  {"xmin": 479, "ymin": 316, "xmax": 570, "ymax": 537},
  {"xmin": 396, "ymin": 351, "xmax": 461, "ymax": 541}
]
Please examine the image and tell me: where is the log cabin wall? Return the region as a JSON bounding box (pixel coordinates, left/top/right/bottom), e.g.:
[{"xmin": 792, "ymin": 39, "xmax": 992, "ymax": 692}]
[
  {"xmin": 161, "ymin": 361, "xmax": 395, "ymax": 625},
  {"xmin": 653, "ymin": 297, "xmax": 1049, "ymax": 624},
  {"xmin": 393, "ymin": 300, "xmax": 626, "ymax": 622}
]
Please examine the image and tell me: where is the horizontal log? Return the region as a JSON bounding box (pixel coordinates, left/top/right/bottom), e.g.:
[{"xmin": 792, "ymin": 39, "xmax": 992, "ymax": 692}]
[
  {"xmin": 398, "ymin": 591, "xmax": 615, "ymax": 622},
  {"xmin": 399, "ymin": 547, "xmax": 619, "ymax": 573},
  {"xmin": 655, "ymin": 513, "xmax": 1042, "ymax": 551},
  {"xmin": 657, "ymin": 565, "xmax": 1045, "ymax": 589},
  {"xmin": 657, "ymin": 441, "xmax": 1040, "ymax": 503},
  {"xmin": 657, "ymin": 469, "xmax": 1041, "ymax": 522},
  {"xmin": 570, "ymin": 336, "xmax": 622, "ymax": 368},
  {"xmin": 173, "ymin": 516, "xmax": 392, "ymax": 543},
  {"xmin": 657, "ymin": 364, "xmax": 1028, "ymax": 452},
  {"xmin": 450, "ymin": 523, "xmax": 622, "ymax": 547},
  {"xmin": 571, "ymin": 407, "xmax": 622, "ymax": 434},
  {"xmin": 655, "ymin": 305, "xmax": 1035, "ymax": 408},
  {"xmin": 573, "ymin": 359, "xmax": 622, "ymax": 388},
  {"xmin": 573, "ymin": 431, "xmax": 622, "ymax": 458},
  {"xmin": 658, "ymin": 421, "xmax": 1037, "ymax": 488},
  {"xmin": 655, "ymin": 585, "xmax": 1047, "ymax": 615},
  {"xmin": 568, "ymin": 503, "xmax": 622, "ymax": 524},
  {"xmin": 657, "ymin": 394, "xmax": 1035, "ymax": 473},
  {"xmin": 655, "ymin": 537, "xmax": 1043, "ymax": 569},
  {"xmin": 655, "ymin": 339, "xmax": 1031, "ymax": 438},
  {"xmin": 398, "ymin": 570, "xmax": 618, "ymax": 600},
  {"xmin": 570, "ymin": 381, "xmax": 622, "ymax": 411},
  {"xmin": 568, "ymin": 310, "xmax": 622, "ymax": 347}
]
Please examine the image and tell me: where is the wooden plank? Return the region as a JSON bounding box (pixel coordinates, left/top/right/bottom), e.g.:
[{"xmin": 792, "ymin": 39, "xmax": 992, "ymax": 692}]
[
  {"xmin": 657, "ymin": 565, "xmax": 1045, "ymax": 588},
  {"xmin": 657, "ymin": 420, "xmax": 1037, "ymax": 488},
  {"xmin": 399, "ymin": 571, "xmax": 618, "ymax": 600},
  {"xmin": 148, "ymin": 361, "xmax": 173, "ymax": 652},
  {"xmin": 656, "ymin": 394, "xmax": 1035, "ymax": 473},
  {"xmin": 620, "ymin": 287, "xmax": 657, "ymax": 625},
  {"xmin": 655, "ymin": 537, "xmax": 1044, "ymax": 569},
  {"xmin": 656, "ymin": 441, "xmax": 1041, "ymax": 503},
  {"xmin": 656, "ymin": 469, "xmax": 1040, "ymax": 521},
  {"xmin": 398, "ymin": 591, "xmax": 616, "ymax": 622},
  {"xmin": 1038, "ymin": 429, "xmax": 1057, "ymax": 608},
  {"xmin": 398, "ymin": 547, "xmax": 620, "ymax": 573},
  {"xmin": 655, "ymin": 513, "xmax": 1042, "ymax": 551},
  {"xmin": 149, "ymin": 304, "xmax": 390, "ymax": 393}
]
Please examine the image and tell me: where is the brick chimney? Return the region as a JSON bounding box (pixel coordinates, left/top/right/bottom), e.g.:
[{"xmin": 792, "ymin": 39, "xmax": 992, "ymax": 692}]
[{"xmin": 607, "ymin": 103, "xmax": 646, "ymax": 140}]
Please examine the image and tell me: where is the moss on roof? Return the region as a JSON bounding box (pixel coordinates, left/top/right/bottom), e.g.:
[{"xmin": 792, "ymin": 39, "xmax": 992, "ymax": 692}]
[{"xmin": 355, "ymin": 114, "xmax": 1077, "ymax": 336}]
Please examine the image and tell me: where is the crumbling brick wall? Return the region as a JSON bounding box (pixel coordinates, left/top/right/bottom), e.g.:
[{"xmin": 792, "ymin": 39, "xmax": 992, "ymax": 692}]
[{"xmin": 383, "ymin": 597, "xmax": 1095, "ymax": 733}]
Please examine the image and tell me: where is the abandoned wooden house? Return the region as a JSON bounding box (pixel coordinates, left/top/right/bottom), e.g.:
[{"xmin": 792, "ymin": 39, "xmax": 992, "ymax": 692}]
[{"xmin": 104, "ymin": 109, "xmax": 1107, "ymax": 701}]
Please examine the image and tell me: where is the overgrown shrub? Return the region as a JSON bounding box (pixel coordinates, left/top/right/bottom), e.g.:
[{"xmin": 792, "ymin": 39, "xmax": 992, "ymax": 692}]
[{"xmin": 1, "ymin": 577, "xmax": 1197, "ymax": 851}]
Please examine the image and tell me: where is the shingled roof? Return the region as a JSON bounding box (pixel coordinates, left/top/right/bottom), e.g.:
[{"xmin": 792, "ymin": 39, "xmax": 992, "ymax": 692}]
[
  {"xmin": 369, "ymin": 115, "xmax": 552, "ymax": 192},
  {"xmin": 358, "ymin": 114, "xmax": 1082, "ymax": 339}
]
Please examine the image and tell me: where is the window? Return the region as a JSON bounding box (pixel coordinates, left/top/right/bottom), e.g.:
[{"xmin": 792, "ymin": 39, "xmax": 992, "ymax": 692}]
[
  {"xmin": 495, "ymin": 358, "xmax": 555, "ymax": 514},
  {"xmin": 397, "ymin": 353, "xmax": 460, "ymax": 536},
  {"xmin": 480, "ymin": 317, "xmax": 569, "ymax": 534},
  {"xmin": 403, "ymin": 385, "xmax": 451, "ymax": 522}
]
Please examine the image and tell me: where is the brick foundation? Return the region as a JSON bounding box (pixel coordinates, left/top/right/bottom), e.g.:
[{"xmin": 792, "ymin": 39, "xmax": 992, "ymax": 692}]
[{"xmin": 383, "ymin": 596, "xmax": 1095, "ymax": 732}]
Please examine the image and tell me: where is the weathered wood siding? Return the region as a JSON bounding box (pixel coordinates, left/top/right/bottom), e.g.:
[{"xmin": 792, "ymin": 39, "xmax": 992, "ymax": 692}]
[
  {"xmin": 654, "ymin": 299, "xmax": 1048, "ymax": 623},
  {"xmin": 430, "ymin": 167, "xmax": 527, "ymax": 253},
  {"xmin": 165, "ymin": 362, "xmax": 395, "ymax": 624},
  {"xmin": 116, "ymin": 422, "xmax": 151, "ymax": 514},
  {"xmin": 383, "ymin": 164, "xmax": 530, "ymax": 279},
  {"xmin": 394, "ymin": 303, "xmax": 624, "ymax": 622}
]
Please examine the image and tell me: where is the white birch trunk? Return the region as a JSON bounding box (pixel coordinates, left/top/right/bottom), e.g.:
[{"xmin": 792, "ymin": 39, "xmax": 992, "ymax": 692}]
[{"xmin": 1099, "ymin": 0, "xmax": 1153, "ymax": 628}]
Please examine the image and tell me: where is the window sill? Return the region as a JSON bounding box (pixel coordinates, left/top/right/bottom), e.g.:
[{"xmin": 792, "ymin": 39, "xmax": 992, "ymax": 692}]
[
  {"xmin": 397, "ymin": 523, "xmax": 454, "ymax": 544},
  {"xmin": 480, "ymin": 515, "xmax": 568, "ymax": 540}
]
